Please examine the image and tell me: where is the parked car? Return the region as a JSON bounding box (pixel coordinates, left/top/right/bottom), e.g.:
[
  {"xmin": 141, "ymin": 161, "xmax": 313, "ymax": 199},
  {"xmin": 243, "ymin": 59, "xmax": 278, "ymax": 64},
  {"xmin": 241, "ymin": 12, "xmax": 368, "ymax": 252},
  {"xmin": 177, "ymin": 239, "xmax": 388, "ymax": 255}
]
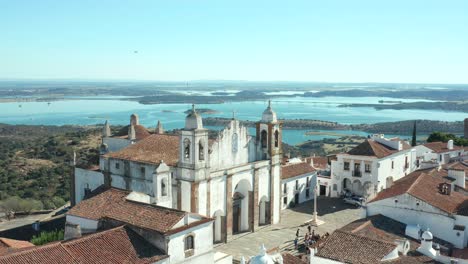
[{"xmin": 343, "ymin": 196, "xmax": 364, "ymax": 207}]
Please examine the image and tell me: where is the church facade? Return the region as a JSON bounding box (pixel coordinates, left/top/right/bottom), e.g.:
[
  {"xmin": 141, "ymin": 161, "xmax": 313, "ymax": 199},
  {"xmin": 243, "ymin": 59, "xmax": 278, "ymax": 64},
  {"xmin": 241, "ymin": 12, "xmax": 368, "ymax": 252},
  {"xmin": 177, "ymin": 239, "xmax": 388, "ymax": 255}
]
[{"xmin": 73, "ymin": 102, "xmax": 283, "ymax": 243}]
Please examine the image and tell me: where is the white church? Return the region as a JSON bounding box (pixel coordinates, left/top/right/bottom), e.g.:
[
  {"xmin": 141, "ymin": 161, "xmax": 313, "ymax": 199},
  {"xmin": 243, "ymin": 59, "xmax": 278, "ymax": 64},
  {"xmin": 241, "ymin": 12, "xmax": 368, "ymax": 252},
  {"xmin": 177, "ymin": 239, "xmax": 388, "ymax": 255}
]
[{"xmin": 72, "ymin": 102, "xmax": 283, "ymax": 243}]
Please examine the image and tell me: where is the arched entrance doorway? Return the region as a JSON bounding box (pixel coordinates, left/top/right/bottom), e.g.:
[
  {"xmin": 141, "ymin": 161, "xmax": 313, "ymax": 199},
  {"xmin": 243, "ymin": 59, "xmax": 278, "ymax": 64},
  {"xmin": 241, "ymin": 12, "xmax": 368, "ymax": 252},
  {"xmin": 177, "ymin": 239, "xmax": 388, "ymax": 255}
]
[
  {"xmin": 233, "ymin": 179, "xmax": 252, "ymax": 234},
  {"xmin": 352, "ymin": 180, "xmax": 363, "ymax": 196},
  {"xmin": 213, "ymin": 210, "xmax": 225, "ymax": 243},
  {"xmin": 259, "ymin": 196, "xmax": 270, "ymax": 226},
  {"xmin": 343, "ymin": 178, "xmax": 352, "ymax": 192}
]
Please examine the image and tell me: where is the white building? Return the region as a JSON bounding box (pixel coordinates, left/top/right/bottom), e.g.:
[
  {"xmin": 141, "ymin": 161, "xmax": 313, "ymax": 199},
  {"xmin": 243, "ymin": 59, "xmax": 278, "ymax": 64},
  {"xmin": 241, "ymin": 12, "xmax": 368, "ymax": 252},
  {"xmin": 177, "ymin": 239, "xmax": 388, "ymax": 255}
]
[
  {"xmin": 414, "ymin": 140, "xmax": 465, "ymax": 168},
  {"xmin": 366, "ymin": 164, "xmax": 468, "ymax": 249},
  {"xmin": 65, "ymin": 188, "xmax": 232, "ymax": 264},
  {"xmin": 330, "ymin": 134, "xmax": 417, "ymax": 199},
  {"xmin": 73, "ymin": 102, "xmax": 283, "ymax": 244},
  {"xmin": 280, "ymin": 161, "xmax": 316, "ymax": 209}
]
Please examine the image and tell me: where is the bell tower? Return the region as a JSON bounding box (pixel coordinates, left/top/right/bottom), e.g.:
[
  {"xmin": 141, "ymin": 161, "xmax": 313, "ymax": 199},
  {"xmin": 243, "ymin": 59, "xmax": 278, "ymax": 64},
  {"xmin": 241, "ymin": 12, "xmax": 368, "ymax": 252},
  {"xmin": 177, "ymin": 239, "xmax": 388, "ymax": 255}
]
[
  {"xmin": 256, "ymin": 100, "xmax": 282, "ymax": 224},
  {"xmin": 178, "ymin": 104, "xmax": 209, "ymax": 182},
  {"xmin": 256, "ymin": 100, "xmax": 283, "ymax": 160}
]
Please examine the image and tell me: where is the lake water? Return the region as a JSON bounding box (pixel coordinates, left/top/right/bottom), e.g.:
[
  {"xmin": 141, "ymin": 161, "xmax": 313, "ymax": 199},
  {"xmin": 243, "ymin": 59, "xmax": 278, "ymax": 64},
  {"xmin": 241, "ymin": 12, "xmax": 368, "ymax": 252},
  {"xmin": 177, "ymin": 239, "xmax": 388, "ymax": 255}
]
[{"xmin": 1, "ymin": 96, "xmax": 465, "ymax": 145}]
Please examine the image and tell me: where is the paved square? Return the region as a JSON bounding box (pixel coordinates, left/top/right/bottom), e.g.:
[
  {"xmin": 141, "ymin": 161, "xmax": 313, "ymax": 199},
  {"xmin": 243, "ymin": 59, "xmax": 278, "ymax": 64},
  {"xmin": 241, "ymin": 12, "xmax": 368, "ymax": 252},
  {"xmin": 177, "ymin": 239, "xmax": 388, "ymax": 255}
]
[{"xmin": 216, "ymin": 197, "xmax": 363, "ymax": 260}]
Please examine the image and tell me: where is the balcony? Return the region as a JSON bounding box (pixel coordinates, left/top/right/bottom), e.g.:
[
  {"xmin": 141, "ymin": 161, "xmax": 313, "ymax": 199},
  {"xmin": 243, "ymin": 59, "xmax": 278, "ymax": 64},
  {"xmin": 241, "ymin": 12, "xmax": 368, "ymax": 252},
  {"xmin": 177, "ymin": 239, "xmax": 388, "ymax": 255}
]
[{"xmin": 352, "ymin": 170, "xmax": 362, "ymax": 177}]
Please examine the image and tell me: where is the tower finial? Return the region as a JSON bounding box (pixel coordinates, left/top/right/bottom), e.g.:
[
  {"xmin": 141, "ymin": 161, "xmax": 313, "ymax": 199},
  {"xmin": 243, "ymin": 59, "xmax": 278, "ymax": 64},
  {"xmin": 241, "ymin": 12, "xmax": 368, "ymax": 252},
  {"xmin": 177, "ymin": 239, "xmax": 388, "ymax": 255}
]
[
  {"xmin": 192, "ymin": 104, "xmax": 195, "ymax": 112},
  {"xmin": 268, "ymin": 100, "xmax": 271, "ymax": 108},
  {"xmin": 232, "ymin": 110, "xmax": 236, "ymax": 120}
]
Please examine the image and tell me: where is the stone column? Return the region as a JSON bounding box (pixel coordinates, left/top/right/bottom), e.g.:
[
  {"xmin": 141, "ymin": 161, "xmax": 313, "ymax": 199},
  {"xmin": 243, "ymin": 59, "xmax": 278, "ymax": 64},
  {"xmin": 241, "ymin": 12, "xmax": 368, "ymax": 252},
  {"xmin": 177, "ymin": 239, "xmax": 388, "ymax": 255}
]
[
  {"xmin": 253, "ymin": 168, "xmax": 260, "ymax": 230},
  {"xmin": 226, "ymin": 175, "xmax": 233, "ymax": 238}
]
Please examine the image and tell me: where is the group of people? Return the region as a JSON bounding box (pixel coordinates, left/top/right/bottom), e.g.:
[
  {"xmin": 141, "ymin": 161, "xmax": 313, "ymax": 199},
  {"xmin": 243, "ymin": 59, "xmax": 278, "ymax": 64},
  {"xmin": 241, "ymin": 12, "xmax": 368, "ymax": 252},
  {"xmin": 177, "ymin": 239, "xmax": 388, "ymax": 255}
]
[{"xmin": 293, "ymin": 225, "xmax": 329, "ymax": 252}]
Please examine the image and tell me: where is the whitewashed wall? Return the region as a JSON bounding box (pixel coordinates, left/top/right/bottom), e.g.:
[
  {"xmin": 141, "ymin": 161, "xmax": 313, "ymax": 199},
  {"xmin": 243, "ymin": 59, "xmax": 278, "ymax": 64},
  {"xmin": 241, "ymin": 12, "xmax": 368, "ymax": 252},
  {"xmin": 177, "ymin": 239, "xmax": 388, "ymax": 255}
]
[
  {"xmin": 74, "ymin": 168, "xmax": 104, "ymax": 204},
  {"xmin": 167, "ymin": 221, "xmax": 214, "ymax": 264},
  {"xmin": 65, "ymin": 215, "xmax": 99, "ymax": 234}
]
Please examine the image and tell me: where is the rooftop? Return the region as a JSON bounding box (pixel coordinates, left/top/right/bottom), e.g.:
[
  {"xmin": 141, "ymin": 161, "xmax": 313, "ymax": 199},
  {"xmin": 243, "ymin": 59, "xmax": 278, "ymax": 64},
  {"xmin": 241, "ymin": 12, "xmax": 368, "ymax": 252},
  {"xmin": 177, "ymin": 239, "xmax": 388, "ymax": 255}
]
[
  {"xmin": 113, "ymin": 124, "xmax": 152, "ymax": 140},
  {"xmin": 0, "ymin": 226, "xmax": 167, "ymax": 264},
  {"xmin": 104, "ymin": 134, "xmax": 180, "ymax": 166},
  {"xmin": 281, "ymin": 162, "xmax": 315, "ymax": 180},
  {"xmin": 345, "ymin": 139, "xmax": 411, "ymax": 159},
  {"xmin": 369, "ymin": 168, "xmax": 468, "ymax": 215},
  {"xmin": 317, "ymin": 215, "xmax": 439, "ymax": 264},
  {"xmin": 423, "ymin": 141, "xmax": 464, "ymax": 154},
  {"xmin": 0, "ymin": 238, "xmax": 34, "ymax": 255},
  {"xmin": 68, "ymin": 188, "xmax": 211, "ymax": 234}
]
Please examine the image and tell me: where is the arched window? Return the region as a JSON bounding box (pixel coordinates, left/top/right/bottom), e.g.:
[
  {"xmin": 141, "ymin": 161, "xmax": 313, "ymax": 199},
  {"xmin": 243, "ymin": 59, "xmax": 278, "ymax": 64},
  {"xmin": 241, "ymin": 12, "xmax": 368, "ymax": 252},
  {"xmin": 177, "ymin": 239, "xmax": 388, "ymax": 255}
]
[
  {"xmin": 232, "ymin": 133, "xmax": 238, "ymax": 153},
  {"xmin": 199, "ymin": 140, "xmax": 204, "ymax": 161},
  {"xmin": 261, "ymin": 130, "xmax": 267, "ymax": 148},
  {"xmin": 184, "ymin": 138, "xmax": 190, "ymax": 159},
  {"xmin": 274, "ymin": 130, "xmax": 279, "ymax": 148},
  {"xmin": 161, "ymin": 178, "xmax": 167, "ymax": 196},
  {"xmin": 184, "ymin": 234, "xmax": 194, "ymax": 253}
]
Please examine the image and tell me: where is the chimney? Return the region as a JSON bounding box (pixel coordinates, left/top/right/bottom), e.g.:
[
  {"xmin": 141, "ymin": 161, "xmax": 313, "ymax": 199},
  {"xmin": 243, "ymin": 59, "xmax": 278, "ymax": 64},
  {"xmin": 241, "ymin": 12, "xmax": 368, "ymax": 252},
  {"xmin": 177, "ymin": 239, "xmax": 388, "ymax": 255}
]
[
  {"xmin": 130, "ymin": 114, "xmax": 139, "ymax": 126},
  {"xmin": 155, "ymin": 120, "xmax": 164, "ymax": 134},
  {"xmin": 448, "ymin": 140, "xmax": 454, "ymax": 150},
  {"xmin": 129, "ymin": 125, "xmax": 136, "ymax": 141},
  {"xmin": 64, "ymin": 222, "xmax": 82, "ymax": 240}
]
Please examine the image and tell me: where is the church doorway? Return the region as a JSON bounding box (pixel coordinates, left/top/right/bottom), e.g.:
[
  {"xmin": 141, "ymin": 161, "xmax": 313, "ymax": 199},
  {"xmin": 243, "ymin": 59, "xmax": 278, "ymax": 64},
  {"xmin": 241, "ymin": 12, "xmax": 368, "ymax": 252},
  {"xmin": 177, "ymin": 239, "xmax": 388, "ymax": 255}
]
[
  {"xmin": 259, "ymin": 196, "xmax": 270, "ymax": 226},
  {"xmin": 319, "ymin": 185, "xmax": 327, "ymax": 196},
  {"xmin": 232, "ymin": 179, "xmax": 252, "ymax": 234}
]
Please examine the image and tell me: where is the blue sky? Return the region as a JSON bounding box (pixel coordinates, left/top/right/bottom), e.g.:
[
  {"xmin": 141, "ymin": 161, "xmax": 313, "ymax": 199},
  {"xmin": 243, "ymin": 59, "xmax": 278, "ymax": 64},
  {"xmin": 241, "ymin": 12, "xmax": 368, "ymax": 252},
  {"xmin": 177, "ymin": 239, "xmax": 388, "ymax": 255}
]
[{"xmin": 1, "ymin": 0, "xmax": 467, "ymax": 83}]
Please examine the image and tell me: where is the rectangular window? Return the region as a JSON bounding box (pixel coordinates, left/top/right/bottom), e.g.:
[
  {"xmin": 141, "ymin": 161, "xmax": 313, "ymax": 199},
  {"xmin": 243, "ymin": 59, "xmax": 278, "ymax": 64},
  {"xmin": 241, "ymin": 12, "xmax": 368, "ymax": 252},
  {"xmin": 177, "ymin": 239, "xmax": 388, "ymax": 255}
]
[
  {"xmin": 353, "ymin": 163, "xmax": 361, "ymax": 177},
  {"xmin": 115, "ymin": 162, "xmax": 120, "ymax": 169},
  {"xmin": 283, "ymin": 196, "xmax": 287, "ymax": 205},
  {"xmin": 306, "ymin": 177, "xmax": 310, "ymax": 187},
  {"xmin": 439, "ymin": 155, "xmax": 442, "ymax": 162},
  {"xmin": 141, "ymin": 167, "xmax": 145, "ymax": 175},
  {"xmin": 306, "ymin": 189, "xmax": 310, "ymax": 198},
  {"xmin": 295, "ymin": 180, "xmax": 299, "ymax": 190},
  {"xmin": 283, "ymin": 183, "xmax": 287, "ymax": 194},
  {"xmin": 365, "ymin": 164, "xmax": 371, "ymax": 173},
  {"xmin": 391, "ymin": 161, "xmax": 394, "ymax": 169},
  {"xmin": 344, "ymin": 162, "xmax": 350, "ymax": 171},
  {"xmin": 405, "ymin": 156, "xmax": 409, "ymax": 169}
]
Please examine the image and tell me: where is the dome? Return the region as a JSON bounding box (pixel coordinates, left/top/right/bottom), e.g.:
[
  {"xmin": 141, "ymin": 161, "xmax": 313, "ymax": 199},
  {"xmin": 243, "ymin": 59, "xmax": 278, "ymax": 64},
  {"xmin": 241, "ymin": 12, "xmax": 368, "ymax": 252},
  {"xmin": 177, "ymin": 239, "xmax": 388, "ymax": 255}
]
[
  {"xmin": 249, "ymin": 245, "xmax": 275, "ymax": 264},
  {"xmin": 422, "ymin": 229, "xmax": 433, "ymax": 240},
  {"xmin": 261, "ymin": 100, "xmax": 277, "ymax": 123},
  {"xmin": 185, "ymin": 104, "xmax": 203, "ymax": 130}
]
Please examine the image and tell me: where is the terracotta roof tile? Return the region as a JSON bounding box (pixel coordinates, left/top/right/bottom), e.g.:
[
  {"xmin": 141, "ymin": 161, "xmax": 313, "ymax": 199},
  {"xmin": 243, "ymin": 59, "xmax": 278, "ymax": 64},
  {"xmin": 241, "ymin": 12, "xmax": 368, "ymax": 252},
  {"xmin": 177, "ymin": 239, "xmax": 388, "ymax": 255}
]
[
  {"xmin": 105, "ymin": 134, "xmax": 180, "ymax": 166},
  {"xmin": 369, "ymin": 168, "xmax": 468, "ymax": 215},
  {"xmin": 62, "ymin": 226, "xmax": 167, "ymax": 264},
  {"xmin": 68, "ymin": 188, "xmax": 190, "ymax": 233},
  {"xmin": 0, "ymin": 226, "xmax": 168, "ymax": 264},
  {"xmin": 317, "ymin": 230, "xmax": 397, "ymax": 264},
  {"xmin": 282, "ymin": 253, "xmax": 307, "ymax": 264},
  {"xmin": 0, "ymin": 238, "xmax": 35, "ymax": 255},
  {"xmin": 281, "ymin": 162, "xmax": 315, "ymax": 180},
  {"xmin": 332, "ymin": 215, "xmax": 440, "ymax": 264},
  {"xmin": 423, "ymin": 142, "xmax": 464, "ymax": 154},
  {"xmin": 0, "ymin": 243, "xmax": 75, "ymax": 264},
  {"xmin": 305, "ymin": 156, "xmax": 329, "ymax": 170},
  {"xmin": 114, "ymin": 124, "xmax": 151, "ymax": 140},
  {"xmin": 347, "ymin": 139, "xmax": 403, "ymax": 158},
  {"xmin": 445, "ymin": 161, "xmax": 468, "ymax": 173}
]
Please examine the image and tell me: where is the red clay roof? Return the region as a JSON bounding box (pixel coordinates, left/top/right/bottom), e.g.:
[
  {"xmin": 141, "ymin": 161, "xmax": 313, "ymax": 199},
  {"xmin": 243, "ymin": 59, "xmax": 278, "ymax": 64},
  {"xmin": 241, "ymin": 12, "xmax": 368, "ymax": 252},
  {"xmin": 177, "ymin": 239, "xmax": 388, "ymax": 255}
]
[
  {"xmin": 0, "ymin": 226, "xmax": 167, "ymax": 264},
  {"xmin": 305, "ymin": 156, "xmax": 328, "ymax": 170},
  {"xmin": 445, "ymin": 161, "xmax": 468, "ymax": 173},
  {"xmin": 114, "ymin": 124, "xmax": 151, "ymax": 140},
  {"xmin": 105, "ymin": 134, "xmax": 180, "ymax": 166},
  {"xmin": 346, "ymin": 139, "xmax": 410, "ymax": 158},
  {"xmin": 423, "ymin": 141, "xmax": 464, "ymax": 153},
  {"xmin": 369, "ymin": 168, "xmax": 468, "ymax": 215},
  {"xmin": 281, "ymin": 162, "xmax": 315, "ymax": 180},
  {"xmin": 317, "ymin": 229, "xmax": 397, "ymax": 264},
  {"xmin": 282, "ymin": 253, "xmax": 307, "ymax": 264},
  {"xmin": 0, "ymin": 242, "xmax": 74, "ymax": 264},
  {"xmin": 0, "ymin": 238, "xmax": 35, "ymax": 255},
  {"xmin": 330, "ymin": 215, "xmax": 439, "ymax": 264},
  {"xmin": 68, "ymin": 188, "xmax": 211, "ymax": 234},
  {"xmin": 62, "ymin": 226, "xmax": 167, "ymax": 264}
]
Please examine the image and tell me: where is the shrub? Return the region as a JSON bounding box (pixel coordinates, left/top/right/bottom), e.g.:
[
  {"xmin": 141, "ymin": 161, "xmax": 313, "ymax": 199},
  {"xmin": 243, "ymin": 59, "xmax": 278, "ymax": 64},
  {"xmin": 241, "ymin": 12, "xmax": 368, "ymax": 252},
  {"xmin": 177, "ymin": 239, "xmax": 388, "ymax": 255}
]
[{"xmin": 30, "ymin": 229, "xmax": 64, "ymax": 245}]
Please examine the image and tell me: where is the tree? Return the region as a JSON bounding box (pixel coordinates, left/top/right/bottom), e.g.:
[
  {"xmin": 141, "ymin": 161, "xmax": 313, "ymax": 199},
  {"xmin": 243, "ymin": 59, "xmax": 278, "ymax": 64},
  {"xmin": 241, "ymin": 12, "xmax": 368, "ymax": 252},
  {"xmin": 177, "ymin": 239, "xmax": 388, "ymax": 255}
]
[{"xmin": 411, "ymin": 121, "xmax": 417, "ymax": 147}]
